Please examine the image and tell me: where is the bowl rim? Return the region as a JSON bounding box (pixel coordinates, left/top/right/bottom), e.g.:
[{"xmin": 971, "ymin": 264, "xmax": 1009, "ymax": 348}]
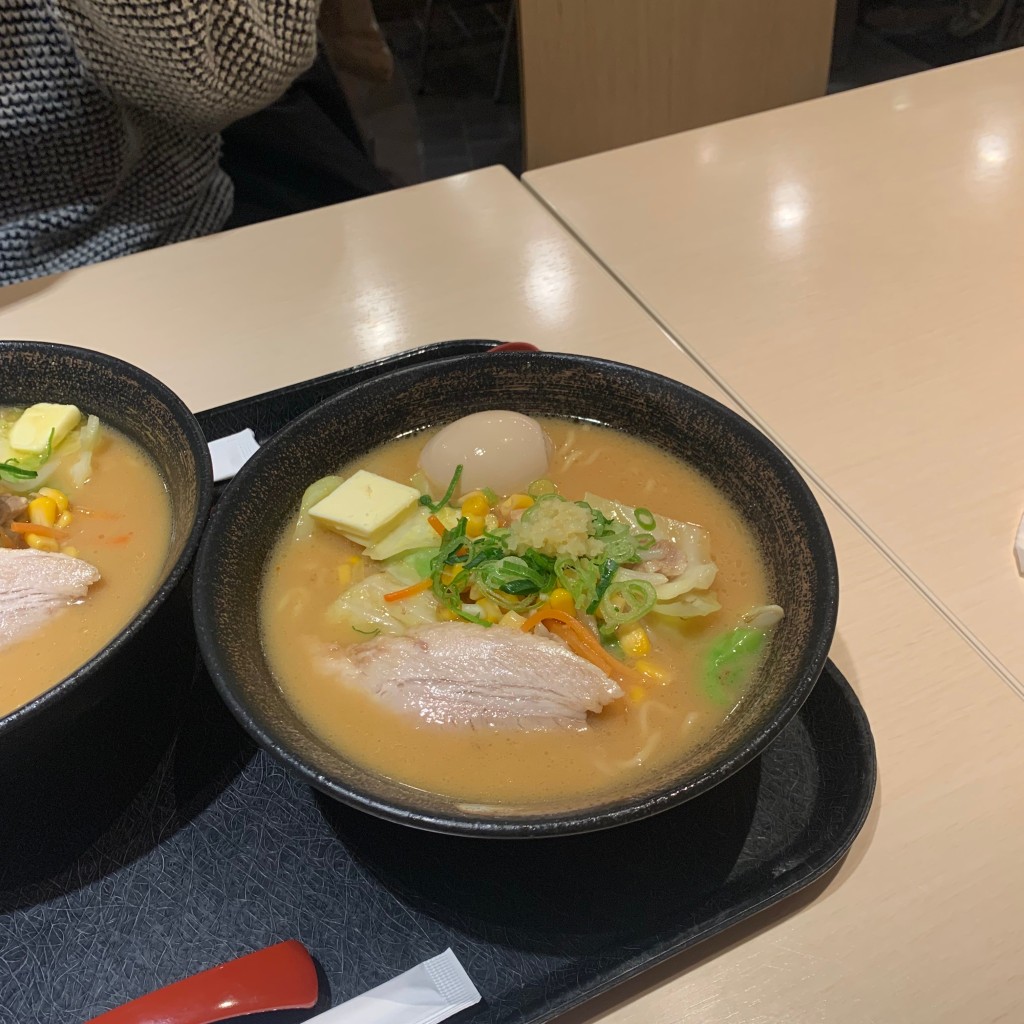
[
  {"xmin": 0, "ymin": 339, "xmax": 214, "ymax": 739},
  {"xmin": 194, "ymin": 350, "xmax": 838, "ymax": 837}
]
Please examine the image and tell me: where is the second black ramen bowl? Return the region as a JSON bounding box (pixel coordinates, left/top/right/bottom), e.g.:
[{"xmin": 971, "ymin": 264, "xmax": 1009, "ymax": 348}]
[
  {"xmin": 0, "ymin": 341, "xmax": 213, "ymax": 881},
  {"xmin": 194, "ymin": 352, "xmax": 838, "ymax": 838}
]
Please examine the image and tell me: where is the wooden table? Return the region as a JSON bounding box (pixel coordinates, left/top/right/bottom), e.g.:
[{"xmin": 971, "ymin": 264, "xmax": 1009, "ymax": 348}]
[
  {"xmin": 3, "ymin": 164, "xmax": 1023, "ymax": 1022},
  {"xmin": 0, "ymin": 167, "xmax": 709, "ymax": 411},
  {"xmin": 526, "ymin": 49, "xmax": 1024, "ymax": 698}
]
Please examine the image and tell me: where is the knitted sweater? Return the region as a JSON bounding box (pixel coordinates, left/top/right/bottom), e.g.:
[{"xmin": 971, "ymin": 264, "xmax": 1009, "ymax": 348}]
[{"xmin": 0, "ymin": 0, "xmax": 319, "ymax": 287}]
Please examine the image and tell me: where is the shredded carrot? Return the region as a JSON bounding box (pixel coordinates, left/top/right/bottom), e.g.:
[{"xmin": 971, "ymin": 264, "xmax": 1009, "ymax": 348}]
[
  {"xmin": 10, "ymin": 521, "xmax": 64, "ymax": 539},
  {"xmin": 427, "ymin": 514, "xmax": 446, "ymax": 537},
  {"xmin": 383, "ymin": 578, "xmax": 433, "ymax": 603},
  {"xmin": 521, "ymin": 608, "xmax": 642, "ymax": 686}
]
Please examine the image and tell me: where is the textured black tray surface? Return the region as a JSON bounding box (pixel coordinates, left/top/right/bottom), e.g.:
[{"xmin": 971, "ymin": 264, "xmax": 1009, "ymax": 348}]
[{"xmin": 0, "ymin": 343, "xmax": 876, "ymax": 1023}]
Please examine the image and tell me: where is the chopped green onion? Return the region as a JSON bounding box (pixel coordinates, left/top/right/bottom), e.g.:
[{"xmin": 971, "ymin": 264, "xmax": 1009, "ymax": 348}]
[
  {"xmin": 429, "ymin": 517, "xmax": 491, "ymax": 625},
  {"xmin": 501, "ymin": 579, "xmax": 541, "ymax": 595},
  {"xmin": 475, "ymin": 553, "xmax": 556, "ymax": 607},
  {"xmin": 410, "ymin": 474, "xmax": 689, "ymax": 627},
  {"xmin": 519, "ymin": 493, "xmax": 564, "ymax": 522},
  {"xmin": 419, "ymin": 464, "xmax": 463, "ymax": 513},
  {"xmin": 634, "ymin": 507, "xmax": 656, "ymax": 531},
  {"xmin": 352, "ymin": 626, "xmax": 381, "ymax": 637},
  {"xmin": 587, "ymin": 558, "xmax": 619, "ymax": 614},
  {"xmin": 598, "ymin": 579, "xmax": 657, "ymax": 630},
  {"xmin": 481, "ymin": 487, "xmax": 499, "ymax": 505},
  {"xmin": 554, "ymin": 554, "xmax": 598, "ymax": 612}
]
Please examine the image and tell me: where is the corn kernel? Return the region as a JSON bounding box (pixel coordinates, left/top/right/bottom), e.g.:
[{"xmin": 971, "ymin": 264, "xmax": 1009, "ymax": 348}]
[
  {"xmin": 25, "ymin": 533, "xmax": 59, "ymax": 552},
  {"xmin": 478, "ymin": 597, "xmax": 502, "ymax": 623},
  {"xmin": 628, "ymin": 685, "xmax": 647, "ymax": 703},
  {"xmin": 39, "ymin": 487, "xmax": 69, "ymax": 514},
  {"xmin": 441, "ymin": 563, "xmax": 465, "ymax": 587},
  {"xmin": 465, "ymin": 514, "xmax": 485, "ymax": 538},
  {"xmin": 498, "ymin": 609, "xmax": 526, "ymax": 629},
  {"xmin": 347, "ymin": 555, "xmax": 362, "ymax": 566},
  {"xmin": 439, "ymin": 607, "xmax": 461, "ymax": 621},
  {"xmin": 337, "ymin": 564, "xmax": 352, "ymax": 588},
  {"xmin": 62, "ymin": 545, "xmax": 79, "ymax": 558},
  {"xmin": 618, "ymin": 625, "xmax": 651, "ymax": 658},
  {"xmin": 635, "ymin": 659, "xmax": 668, "ymax": 682},
  {"xmin": 461, "ymin": 492, "xmax": 489, "ymax": 518},
  {"xmin": 508, "ymin": 494, "xmax": 534, "ymax": 511},
  {"xmin": 28, "ymin": 495, "xmax": 58, "ymax": 527},
  {"xmin": 548, "ymin": 587, "xmax": 575, "ymax": 614},
  {"xmin": 56, "ymin": 510, "xmax": 73, "ymax": 529}
]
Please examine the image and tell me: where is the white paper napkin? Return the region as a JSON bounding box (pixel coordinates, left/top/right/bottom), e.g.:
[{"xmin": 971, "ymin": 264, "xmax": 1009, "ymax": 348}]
[
  {"xmin": 208, "ymin": 428, "xmax": 260, "ymax": 484},
  {"xmin": 306, "ymin": 949, "xmax": 481, "ymax": 1024}
]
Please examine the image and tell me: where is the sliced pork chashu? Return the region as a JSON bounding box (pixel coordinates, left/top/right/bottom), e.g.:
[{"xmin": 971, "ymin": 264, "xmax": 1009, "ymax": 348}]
[
  {"xmin": 321, "ymin": 621, "xmax": 623, "ymax": 730},
  {"xmin": 0, "ymin": 548, "xmax": 101, "ymax": 650}
]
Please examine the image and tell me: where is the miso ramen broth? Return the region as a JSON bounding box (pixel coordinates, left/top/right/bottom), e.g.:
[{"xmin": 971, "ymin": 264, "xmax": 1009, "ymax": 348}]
[
  {"xmin": 261, "ymin": 420, "xmax": 773, "ymax": 806},
  {"xmin": 1, "ymin": 414, "xmax": 171, "ymax": 717}
]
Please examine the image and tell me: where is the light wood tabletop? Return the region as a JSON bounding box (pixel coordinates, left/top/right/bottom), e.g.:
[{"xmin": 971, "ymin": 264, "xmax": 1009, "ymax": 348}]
[
  {"xmin": 3, "ymin": 164, "xmax": 1024, "ymax": 1021},
  {"xmin": 525, "ymin": 49, "xmax": 1024, "ymax": 699},
  {"xmin": 0, "ymin": 166, "xmax": 705, "ymax": 411}
]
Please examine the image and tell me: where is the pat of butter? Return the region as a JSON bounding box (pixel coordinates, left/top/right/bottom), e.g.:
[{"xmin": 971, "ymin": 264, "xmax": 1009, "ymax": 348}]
[
  {"xmin": 9, "ymin": 403, "xmax": 82, "ymax": 454},
  {"xmin": 310, "ymin": 470, "xmax": 420, "ymax": 541}
]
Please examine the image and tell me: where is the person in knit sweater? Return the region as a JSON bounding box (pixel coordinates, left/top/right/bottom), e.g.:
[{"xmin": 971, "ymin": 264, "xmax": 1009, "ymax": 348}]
[{"xmin": 0, "ymin": 1, "xmax": 327, "ymax": 287}]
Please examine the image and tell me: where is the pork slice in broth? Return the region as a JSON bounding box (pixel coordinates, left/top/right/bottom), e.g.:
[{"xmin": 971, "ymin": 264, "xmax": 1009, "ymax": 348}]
[
  {"xmin": 320, "ymin": 621, "xmax": 623, "ymax": 730},
  {"xmin": 0, "ymin": 495, "xmax": 29, "ymax": 548},
  {"xmin": 0, "ymin": 495, "xmax": 28, "ymax": 527},
  {"xmin": 0, "ymin": 548, "xmax": 101, "ymax": 651}
]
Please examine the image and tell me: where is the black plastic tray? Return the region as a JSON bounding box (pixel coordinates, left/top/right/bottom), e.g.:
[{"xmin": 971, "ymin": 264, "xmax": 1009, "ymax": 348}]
[{"xmin": 0, "ymin": 342, "xmax": 876, "ymax": 1023}]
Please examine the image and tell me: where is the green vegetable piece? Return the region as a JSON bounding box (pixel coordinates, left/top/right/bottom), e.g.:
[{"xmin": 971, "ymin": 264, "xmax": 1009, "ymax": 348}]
[
  {"xmin": 294, "ymin": 474, "xmax": 343, "ymax": 541},
  {"xmin": 634, "ymin": 507, "xmax": 656, "ymax": 531},
  {"xmin": 587, "ymin": 558, "xmax": 618, "ymax": 614},
  {"xmin": 704, "ymin": 627, "xmax": 765, "ymax": 706},
  {"xmin": 403, "ymin": 547, "xmax": 436, "ymax": 580},
  {"xmin": 0, "ymin": 428, "xmax": 55, "ymax": 482},
  {"xmin": 0, "ymin": 460, "xmax": 37, "ymax": 481},
  {"xmin": 527, "ymin": 478, "xmax": 557, "ymax": 498},
  {"xmin": 419, "ymin": 464, "xmax": 463, "ymax": 514}
]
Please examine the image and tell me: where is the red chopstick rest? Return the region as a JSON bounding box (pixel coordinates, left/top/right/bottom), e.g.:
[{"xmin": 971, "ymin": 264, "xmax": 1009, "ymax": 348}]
[{"xmin": 86, "ymin": 939, "xmax": 318, "ymax": 1024}]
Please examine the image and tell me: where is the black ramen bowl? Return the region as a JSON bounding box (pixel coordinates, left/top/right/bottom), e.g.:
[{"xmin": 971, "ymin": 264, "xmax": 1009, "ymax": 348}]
[
  {"xmin": 194, "ymin": 352, "xmax": 837, "ymax": 838},
  {"xmin": 0, "ymin": 341, "xmax": 213, "ymax": 881}
]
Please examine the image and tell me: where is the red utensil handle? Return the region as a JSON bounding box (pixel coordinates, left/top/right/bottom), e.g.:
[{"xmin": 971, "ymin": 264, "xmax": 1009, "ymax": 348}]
[
  {"xmin": 487, "ymin": 342, "xmax": 539, "ymax": 353},
  {"xmin": 87, "ymin": 939, "xmax": 318, "ymax": 1024}
]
